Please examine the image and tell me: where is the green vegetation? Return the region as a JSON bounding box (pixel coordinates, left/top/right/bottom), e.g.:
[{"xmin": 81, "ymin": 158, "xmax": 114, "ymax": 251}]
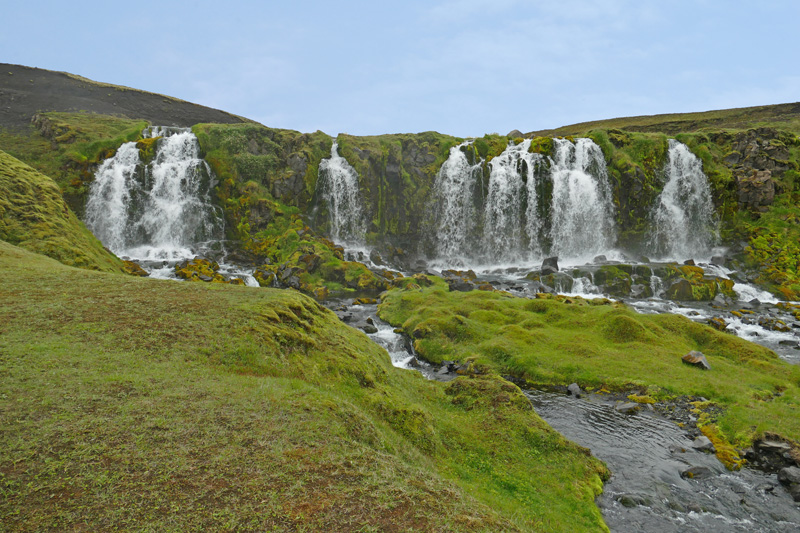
[
  {"xmin": 0, "ymin": 112, "xmax": 147, "ymax": 215},
  {"xmin": 0, "ymin": 150, "xmax": 122, "ymax": 273},
  {"xmin": 379, "ymin": 279, "xmax": 800, "ymax": 452},
  {"xmin": 0, "ymin": 242, "xmax": 609, "ymax": 531}
]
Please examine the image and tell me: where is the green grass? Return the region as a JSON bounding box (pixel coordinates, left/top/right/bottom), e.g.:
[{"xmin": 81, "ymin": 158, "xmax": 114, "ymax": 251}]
[
  {"xmin": 0, "ymin": 150, "xmax": 122, "ymax": 273},
  {"xmin": 0, "ymin": 242, "xmax": 609, "ymax": 532},
  {"xmin": 379, "ymin": 279, "xmax": 800, "ymax": 450}
]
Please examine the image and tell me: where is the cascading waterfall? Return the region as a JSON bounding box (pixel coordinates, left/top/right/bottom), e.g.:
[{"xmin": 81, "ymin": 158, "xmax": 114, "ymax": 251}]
[
  {"xmin": 317, "ymin": 141, "xmax": 365, "ymax": 244},
  {"xmin": 433, "ymin": 142, "xmax": 484, "ymax": 259},
  {"xmin": 549, "ymin": 138, "xmax": 616, "ymax": 261},
  {"xmin": 648, "ymin": 139, "xmax": 718, "ymax": 261},
  {"xmin": 483, "ymin": 139, "xmax": 546, "ymax": 261},
  {"xmin": 84, "ymin": 128, "xmax": 224, "ymax": 261}
]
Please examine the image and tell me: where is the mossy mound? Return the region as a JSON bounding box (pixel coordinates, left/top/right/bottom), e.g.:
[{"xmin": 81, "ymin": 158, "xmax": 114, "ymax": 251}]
[
  {"xmin": 0, "ymin": 150, "xmax": 123, "ymax": 273},
  {"xmin": 379, "ymin": 278, "xmax": 800, "ymax": 452},
  {"xmin": 0, "ymin": 241, "xmax": 609, "ymax": 532}
]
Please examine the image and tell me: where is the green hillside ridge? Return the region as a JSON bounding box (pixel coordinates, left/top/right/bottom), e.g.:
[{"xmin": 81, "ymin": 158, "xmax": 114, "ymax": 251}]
[
  {"xmin": 379, "ymin": 279, "xmax": 800, "ymax": 467},
  {"xmin": 0, "ymin": 241, "xmax": 608, "ymax": 532},
  {"xmin": 0, "ymin": 149, "xmax": 123, "ymax": 273}
]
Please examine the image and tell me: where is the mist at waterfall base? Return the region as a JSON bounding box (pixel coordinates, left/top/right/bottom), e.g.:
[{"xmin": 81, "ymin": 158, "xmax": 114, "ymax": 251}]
[{"xmin": 84, "ymin": 128, "xmax": 257, "ymax": 285}]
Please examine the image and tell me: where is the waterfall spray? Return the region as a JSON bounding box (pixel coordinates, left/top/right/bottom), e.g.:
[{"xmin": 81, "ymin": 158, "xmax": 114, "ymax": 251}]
[{"xmin": 317, "ymin": 141, "xmax": 366, "ymax": 244}]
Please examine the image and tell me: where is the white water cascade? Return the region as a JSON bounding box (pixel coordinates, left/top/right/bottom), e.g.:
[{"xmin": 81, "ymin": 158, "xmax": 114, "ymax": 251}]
[
  {"xmin": 648, "ymin": 139, "xmax": 718, "ymax": 261},
  {"xmin": 483, "ymin": 139, "xmax": 546, "ymax": 261},
  {"xmin": 433, "ymin": 142, "xmax": 484, "ymax": 259},
  {"xmin": 549, "ymin": 138, "xmax": 616, "ymax": 261},
  {"xmin": 317, "ymin": 141, "xmax": 365, "ymax": 244},
  {"xmin": 84, "ymin": 128, "xmax": 224, "ymax": 262}
]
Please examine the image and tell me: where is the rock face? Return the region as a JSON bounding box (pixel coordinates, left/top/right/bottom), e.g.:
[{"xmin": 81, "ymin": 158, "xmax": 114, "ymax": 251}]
[
  {"xmin": 736, "ymin": 169, "xmax": 776, "ymax": 212},
  {"xmin": 682, "ymin": 351, "xmax": 711, "ymax": 370},
  {"xmin": 778, "ymin": 466, "xmax": 800, "ymax": 502}
]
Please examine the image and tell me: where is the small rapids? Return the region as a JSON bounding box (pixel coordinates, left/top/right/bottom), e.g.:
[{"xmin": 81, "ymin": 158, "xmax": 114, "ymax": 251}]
[{"xmin": 527, "ymin": 390, "xmax": 800, "ymax": 532}]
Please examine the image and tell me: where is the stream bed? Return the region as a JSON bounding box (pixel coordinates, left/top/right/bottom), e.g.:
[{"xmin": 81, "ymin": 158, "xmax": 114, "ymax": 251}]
[{"xmin": 332, "ymin": 300, "xmax": 800, "ymax": 532}]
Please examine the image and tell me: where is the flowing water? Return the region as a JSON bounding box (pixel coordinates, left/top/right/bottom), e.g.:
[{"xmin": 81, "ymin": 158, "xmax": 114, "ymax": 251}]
[
  {"xmin": 483, "ymin": 139, "xmax": 546, "ymax": 261},
  {"xmin": 527, "ymin": 389, "xmax": 800, "ymax": 532},
  {"xmin": 649, "ymin": 140, "xmax": 719, "ymax": 261},
  {"xmin": 433, "ymin": 142, "xmax": 484, "ymax": 261},
  {"xmin": 317, "ymin": 141, "xmax": 366, "ymax": 245},
  {"xmin": 431, "ymin": 137, "xmax": 616, "ymax": 268},
  {"xmin": 85, "ymin": 128, "xmax": 255, "ymax": 284},
  {"xmin": 548, "ymin": 138, "xmax": 616, "ymax": 262}
]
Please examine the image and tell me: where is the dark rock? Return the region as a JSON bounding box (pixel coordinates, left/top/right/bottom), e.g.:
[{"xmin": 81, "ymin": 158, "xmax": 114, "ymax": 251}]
[
  {"xmin": 666, "ymin": 278, "xmax": 694, "ymax": 300},
  {"xmin": 447, "ymin": 279, "xmax": 474, "ymax": 292},
  {"xmin": 361, "ymin": 325, "xmax": 378, "ymax": 334},
  {"xmin": 683, "ymin": 259, "xmax": 696, "ymax": 266},
  {"xmin": 369, "ymin": 250, "xmax": 384, "ymax": 266},
  {"xmin": 778, "ymin": 466, "xmax": 800, "ymax": 485},
  {"xmin": 779, "ymin": 339, "xmax": 799, "ymax": 347},
  {"xmin": 567, "ymin": 383, "xmax": 582, "ymax": 398},
  {"xmin": 681, "ymin": 466, "xmax": 713, "ymax": 479},
  {"xmin": 407, "ymin": 357, "xmax": 421, "ymax": 368},
  {"xmin": 507, "ymin": 129, "xmax": 524, "ymax": 138},
  {"xmin": 341, "ymin": 314, "xmax": 353, "ymax": 323},
  {"xmin": 541, "ymin": 256, "xmax": 559, "ymax": 276},
  {"xmin": 707, "ymin": 317, "xmax": 728, "ymax": 332},
  {"xmin": 366, "ymin": 317, "xmax": 374, "ymax": 325},
  {"xmin": 682, "ymin": 350, "xmax": 711, "ymax": 370},
  {"xmin": 285, "ymin": 275, "xmax": 301, "ymax": 290},
  {"xmin": 749, "ymin": 298, "xmax": 762, "ymax": 307},
  {"xmin": 736, "ymin": 169, "xmax": 777, "ymax": 212},
  {"xmin": 593, "ymin": 255, "xmax": 607, "ymax": 263},
  {"xmin": 711, "ymin": 255, "xmax": 727, "ymax": 267}
]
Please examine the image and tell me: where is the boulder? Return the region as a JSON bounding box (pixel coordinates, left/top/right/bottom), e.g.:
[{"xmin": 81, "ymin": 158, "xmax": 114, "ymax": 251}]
[
  {"xmin": 615, "ymin": 402, "xmax": 640, "ymax": 415},
  {"xmin": 369, "ymin": 250, "xmax": 384, "ymax": 266},
  {"xmin": 707, "ymin": 317, "xmax": 728, "ymax": 332},
  {"xmin": 778, "ymin": 466, "xmax": 800, "ymax": 502},
  {"xmin": 682, "ymin": 351, "xmax": 711, "ymax": 370},
  {"xmin": 593, "ymin": 255, "xmax": 607, "ymax": 263},
  {"xmin": 710, "ymin": 255, "xmax": 727, "ymax": 267},
  {"xmin": 361, "ymin": 325, "xmax": 378, "ymax": 334},
  {"xmin": 681, "ymin": 466, "xmax": 713, "ymax": 480},
  {"xmin": 567, "ymin": 383, "xmax": 582, "ymax": 398},
  {"xmin": 692, "ymin": 436, "xmax": 716, "ymax": 453},
  {"xmin": 541, "ymin": 256, "xmax": 559, "ymax": 276}
]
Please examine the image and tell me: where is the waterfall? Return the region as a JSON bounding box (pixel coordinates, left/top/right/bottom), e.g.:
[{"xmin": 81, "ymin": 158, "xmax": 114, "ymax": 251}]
[
  {"xmin": 84, "ymin": 129, "xmax": 223, "ymax": 261},
  {"xmin": 433, "ymin": 142, "xmax": 483, "ymax": 260},
  {"xmin": 317, "ymin": 141, "xmax": 365, "ymax": 244},
  {"xmin": 648, "ymin": 140, "xmax": 718, "ymax": 261},
  {"xmin": 549, "ymin": 138, "xmax": 615, "ymax": 261},
  {"xmin": 483, "ymin": 139, "xmax": 546, "ymax": 261}
]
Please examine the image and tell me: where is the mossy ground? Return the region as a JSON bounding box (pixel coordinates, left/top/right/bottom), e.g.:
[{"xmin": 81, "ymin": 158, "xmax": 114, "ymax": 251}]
[
  {"xmin": 379, "ymin": 279, "xmax": 800, "ymax": 452},
  {"xmin": 0, "ymin": 150, "xmax": 122, "ymax": 273},
  {"xmin": 0, "ymin": 242, "xmax": 609, "ymax": 532}
]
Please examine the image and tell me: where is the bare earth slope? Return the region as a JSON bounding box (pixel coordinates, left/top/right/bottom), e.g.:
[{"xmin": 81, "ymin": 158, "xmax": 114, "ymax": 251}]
[{"xmin": 0, "ymin": 63, "xmax": 250, "ymax": 131}]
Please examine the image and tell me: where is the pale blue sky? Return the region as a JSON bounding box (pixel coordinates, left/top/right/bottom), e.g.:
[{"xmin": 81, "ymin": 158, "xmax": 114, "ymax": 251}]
[{"xmin": 3, "ymin": 1, "xmax": 799, "ymax": 137}]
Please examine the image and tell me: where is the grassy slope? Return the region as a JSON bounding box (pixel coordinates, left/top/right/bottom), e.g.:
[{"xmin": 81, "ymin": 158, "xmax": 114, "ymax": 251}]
[
  {"xmin": 0, "ymin": 242, "xmax": 608, "ymax": 532},
  {"xmin": 529, "ymin": 102, "xmax": 800, "ymax": 136},
  {"xmin": 0, "ymin": 150, "xmax": 122, "ymax": 273},
  {"xmin": 380, "ymin": 280, "xmax": 800, "ymax": 451}
]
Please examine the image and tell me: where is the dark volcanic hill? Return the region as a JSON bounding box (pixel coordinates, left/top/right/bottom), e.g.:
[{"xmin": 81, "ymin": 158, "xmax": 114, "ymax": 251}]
[{"xmin": 0, "ymin": 63, "xmax": 250, "ymax": 131}]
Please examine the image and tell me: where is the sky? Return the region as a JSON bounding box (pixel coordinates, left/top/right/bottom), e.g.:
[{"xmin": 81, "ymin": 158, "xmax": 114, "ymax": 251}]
[{"xmin": 3, "ymin": 1, "xmax": 800, "ymax": 137}]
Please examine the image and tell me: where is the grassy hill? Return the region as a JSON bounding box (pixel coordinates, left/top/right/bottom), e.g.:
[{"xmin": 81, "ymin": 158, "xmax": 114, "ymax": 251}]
[
  {"xmin": 0, "ymin": 241, "xmax": 609, "ymax": 531},
  {"xmin": 528, "ymin": 102, "xmax": 800, "ymax": 137},
  {"xmin": 0, "ymin": 149, "xmax": 122, "ymax": 273}
]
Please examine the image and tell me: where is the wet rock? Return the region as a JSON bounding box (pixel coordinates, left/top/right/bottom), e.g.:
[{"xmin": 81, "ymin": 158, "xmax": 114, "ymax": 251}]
[
  {"xmin": 683, "ymin": 259, "xmax": 696, "ymax": 266},
  {"xmin": 352, "ymin": 298, "xmax": 377, "ymax": 305},
  {"xmin": 340, "ymin": 313, "xmax": 353, "ymax": 323},
  {"xmin": 779, "ymin": 339, "xmax": 799, "ymax": 347},
  {"xmin": 369, "ymin": 249, "xmax": 384, "ymax": 265},
  {"xmin": 666, "ymin": 278, "xmax": 694, "ymax": 300},
  {"xmin": 366, "ymin": 317, "xmax": 374, "ymax": 325},
  {"xmin": 361, "ymin": 325, "xmax": 378, "ymax": 334},
  {"xmin": 682, "ymin": 350, "xmax": 711, "ymax": 370},
  {"xmin": 711, "ymin": 255, "xmax": 727, "ymax": 267},
  {"xmin": 593, "ymin": 255, "xmax": 607, "ymax": 263},
  {"xmin": 681, "ymin": 466, "xmax": 713, "ymax": 479},
  {"xmin": 541, "ymin": 256, "xmax": 559, "ymax": 276},
  {"xmin": 617, "ymin": 494, "xmax": 650, "ymax": 508},
  {"xmin": 567, "ymin": 383, "xmax": 582, "ymax": 398},
  {"xmin": 615, "ymin": 402, "xmax": 640, "ymax": 415},
  {"xmin": 692, "ymin": 436, "xmax": 717, "ymax": 453},
  {"xmin": 778, "ymin": 467, "xmax": 800, "ymax": 501},
  {"xmin": 407, "ymin": 357, "xmax": 421, "ymax": 368},
  {"xmin": 707, "ymin": 317, "xmax": 728, "ymax": 332}
]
